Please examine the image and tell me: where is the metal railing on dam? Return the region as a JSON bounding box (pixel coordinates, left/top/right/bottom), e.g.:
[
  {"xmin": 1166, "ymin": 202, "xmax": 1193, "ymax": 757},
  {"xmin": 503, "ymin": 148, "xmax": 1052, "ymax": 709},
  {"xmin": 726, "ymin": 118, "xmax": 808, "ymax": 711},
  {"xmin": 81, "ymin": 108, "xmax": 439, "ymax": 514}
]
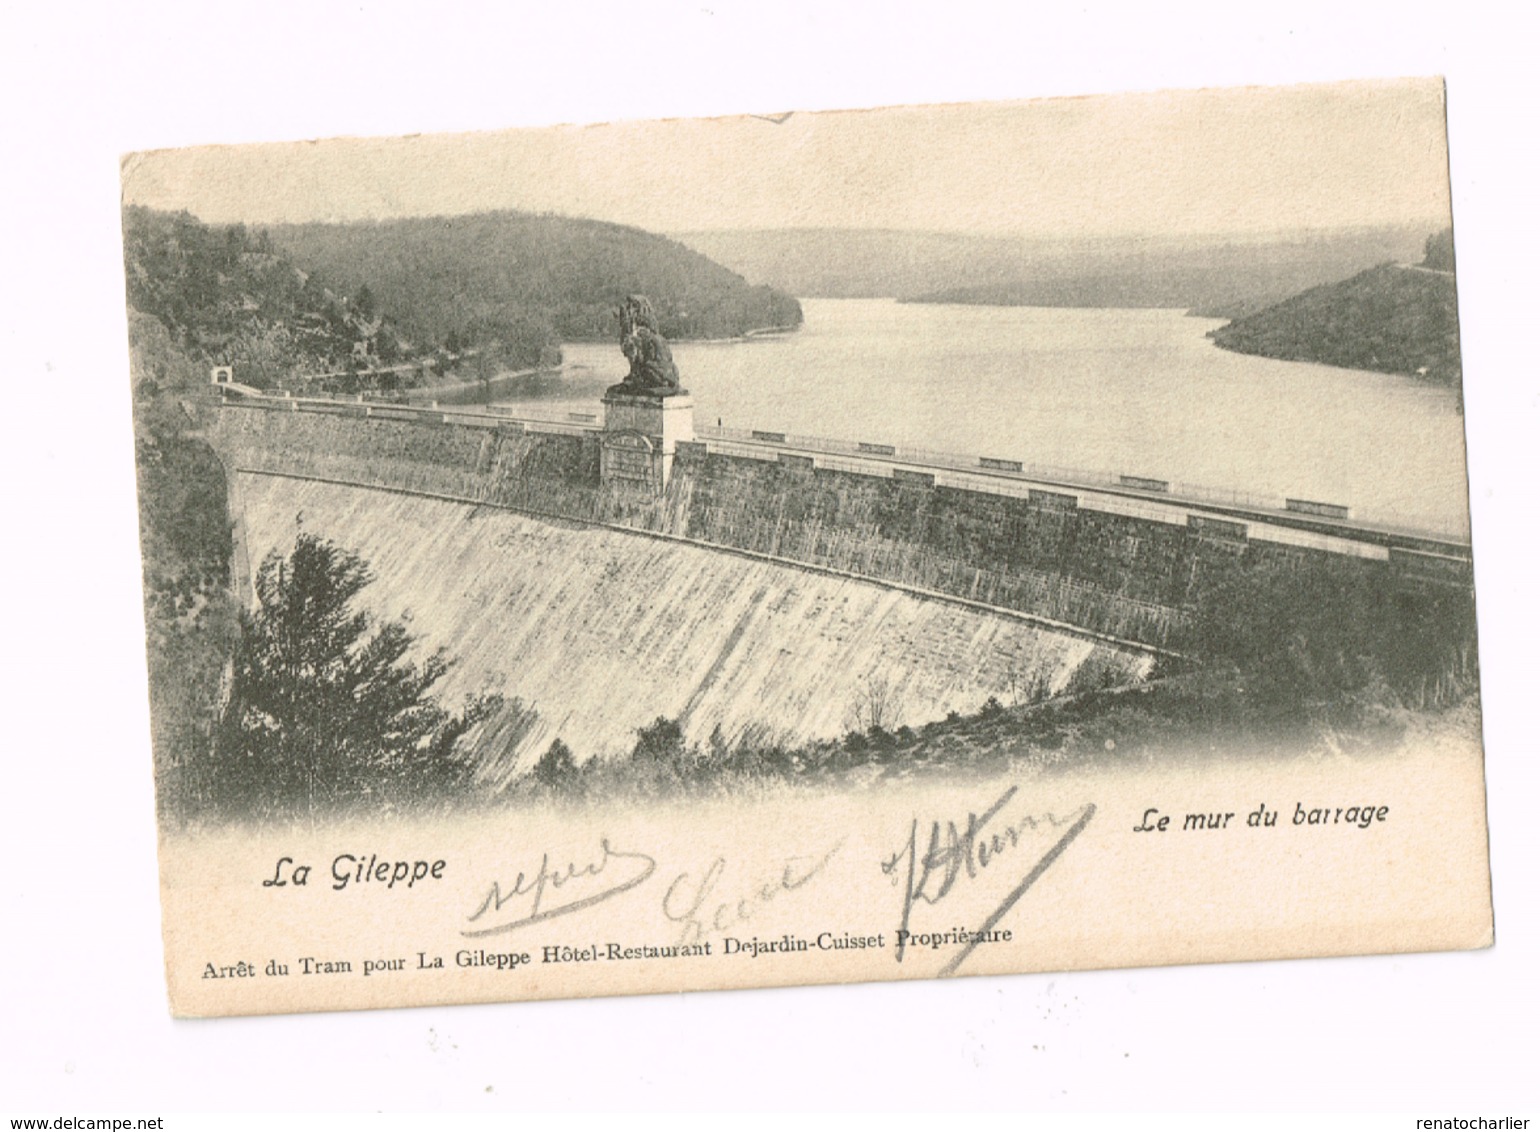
[
  {"xmin": 697, "ymin": 424, "xmax": 1470, "ymax": 551},
  {"xmin": 217, "ymin": 386, "xmax": 1472, "ymax": 560}
]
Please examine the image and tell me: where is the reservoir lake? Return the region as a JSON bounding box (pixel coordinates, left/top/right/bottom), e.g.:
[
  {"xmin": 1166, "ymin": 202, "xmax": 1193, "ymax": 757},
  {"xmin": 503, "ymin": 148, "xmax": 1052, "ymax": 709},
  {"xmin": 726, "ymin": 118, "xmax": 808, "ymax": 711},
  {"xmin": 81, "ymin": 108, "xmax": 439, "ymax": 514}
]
[{"xmin": 494, "ymin": 297, "xmax": 1471, "ymax": 537}]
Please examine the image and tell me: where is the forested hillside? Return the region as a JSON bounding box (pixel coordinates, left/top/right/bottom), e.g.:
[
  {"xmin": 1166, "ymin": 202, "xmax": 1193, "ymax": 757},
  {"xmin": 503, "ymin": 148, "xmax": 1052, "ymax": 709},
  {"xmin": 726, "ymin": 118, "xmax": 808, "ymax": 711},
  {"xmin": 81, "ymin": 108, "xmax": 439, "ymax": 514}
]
[
  {"xmin": 127, "ymin": 307, "xmax": 239, "ymax": 822},
  {"xmin": 1208, "ymin": 252, "xmax": 1461, "ymax": 385},
  {"xmin": 123, "ymin": 206, "xmax": 424, "ymax": 390},
  {"xmin": 269, "ymin": 211, "xmax": 803, "ymax": 348}
]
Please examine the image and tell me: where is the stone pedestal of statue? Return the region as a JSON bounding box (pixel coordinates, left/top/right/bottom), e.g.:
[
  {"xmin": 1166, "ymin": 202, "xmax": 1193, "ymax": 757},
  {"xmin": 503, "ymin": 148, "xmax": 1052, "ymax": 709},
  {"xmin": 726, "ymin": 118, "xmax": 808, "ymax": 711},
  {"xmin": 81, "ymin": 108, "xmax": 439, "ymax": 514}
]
[{"xmin": 600, "ymin": 389, "xmax": 695, "ymax": 493}]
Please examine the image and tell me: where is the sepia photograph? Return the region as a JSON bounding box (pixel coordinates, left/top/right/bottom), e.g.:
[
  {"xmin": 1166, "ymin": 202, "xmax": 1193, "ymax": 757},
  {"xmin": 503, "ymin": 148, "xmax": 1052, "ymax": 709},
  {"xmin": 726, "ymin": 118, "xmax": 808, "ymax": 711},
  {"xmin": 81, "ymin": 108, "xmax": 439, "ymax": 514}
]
[
  {"xmin": 119, "ymin": 77, "xmax": 1491, "ymax": 1018},
  {"xmin": 5, "ymin": 2, "xmax": 1536, "ymax": 1117}
]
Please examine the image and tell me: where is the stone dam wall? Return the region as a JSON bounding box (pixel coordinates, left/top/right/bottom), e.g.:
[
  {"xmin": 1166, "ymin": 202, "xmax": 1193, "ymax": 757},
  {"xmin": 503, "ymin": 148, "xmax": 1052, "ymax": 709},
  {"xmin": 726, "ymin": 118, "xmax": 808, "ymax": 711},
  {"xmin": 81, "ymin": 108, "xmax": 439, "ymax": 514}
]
[
  {"xmin": 210, "ymin": 405, "xmax": 1453, "ymax": 778},
  {"xmin": 212, "ymin": 405, "xmax": 1424, "ymax": 654},
  {"xmin": 233, "ymin": 474, "xmax": 1150, "ymax": 782}
]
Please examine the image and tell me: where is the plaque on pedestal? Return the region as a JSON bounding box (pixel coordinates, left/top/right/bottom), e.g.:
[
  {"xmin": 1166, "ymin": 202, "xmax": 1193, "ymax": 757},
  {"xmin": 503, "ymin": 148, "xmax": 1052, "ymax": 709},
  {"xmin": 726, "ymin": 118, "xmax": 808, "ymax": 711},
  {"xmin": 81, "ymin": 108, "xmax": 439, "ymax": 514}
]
[{"xmin": 601, "ymin": 391, "xmax": 695, "ymax": 492}]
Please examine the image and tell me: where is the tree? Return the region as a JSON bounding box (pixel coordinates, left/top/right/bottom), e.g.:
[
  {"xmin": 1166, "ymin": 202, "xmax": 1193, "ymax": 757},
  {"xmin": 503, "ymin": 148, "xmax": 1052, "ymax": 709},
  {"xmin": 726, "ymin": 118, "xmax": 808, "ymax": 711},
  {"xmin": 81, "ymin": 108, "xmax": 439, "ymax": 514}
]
[
  {"xmin": 846, "ymin": 673, "xmax": 896, "ymax": 733},
  {"xmin": 217, "ymin": 529, "xmax": 497, "ymax": 815},
  {"xmin": 353, "ymin": 283, "xmax": 379, "ymax": 321},
  {"xmin": 534, "ymin": 738, "xmax": 577, "ymax": 786},
  {"xmin": 1421, "ymin": 227, "xmax": 1456, "ymax": 273},
  {"xmin": 632, "ymin": 716, "xmax": 686, "ymax": 763}
]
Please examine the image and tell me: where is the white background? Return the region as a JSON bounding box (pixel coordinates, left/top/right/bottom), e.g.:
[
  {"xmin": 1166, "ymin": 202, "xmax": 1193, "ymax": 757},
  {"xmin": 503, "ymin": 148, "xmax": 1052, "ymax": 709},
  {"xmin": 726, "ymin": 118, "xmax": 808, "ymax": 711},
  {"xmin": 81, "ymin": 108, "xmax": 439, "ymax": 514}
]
[{"xmin": 1, "ymin": 0, "xmax": 1535, "ymax": 1113}]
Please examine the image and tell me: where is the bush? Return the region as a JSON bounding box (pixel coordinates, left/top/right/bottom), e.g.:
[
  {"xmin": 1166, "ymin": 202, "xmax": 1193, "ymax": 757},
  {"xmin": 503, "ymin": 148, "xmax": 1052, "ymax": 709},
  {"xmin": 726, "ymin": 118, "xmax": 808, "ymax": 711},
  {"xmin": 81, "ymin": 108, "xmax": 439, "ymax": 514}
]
[{"xmin": 1182, "ymin": 556, "xmax": 1478, "ymax": 722}]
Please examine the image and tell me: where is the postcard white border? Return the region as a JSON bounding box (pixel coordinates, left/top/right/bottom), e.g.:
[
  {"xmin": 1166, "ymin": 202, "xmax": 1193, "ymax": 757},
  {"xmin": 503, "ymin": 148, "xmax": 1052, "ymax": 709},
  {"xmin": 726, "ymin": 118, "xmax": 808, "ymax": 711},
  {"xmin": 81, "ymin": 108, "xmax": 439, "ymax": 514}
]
[{"xmin": 5, "ymin": 0, "xmax": 1537, "ymax": 1113}]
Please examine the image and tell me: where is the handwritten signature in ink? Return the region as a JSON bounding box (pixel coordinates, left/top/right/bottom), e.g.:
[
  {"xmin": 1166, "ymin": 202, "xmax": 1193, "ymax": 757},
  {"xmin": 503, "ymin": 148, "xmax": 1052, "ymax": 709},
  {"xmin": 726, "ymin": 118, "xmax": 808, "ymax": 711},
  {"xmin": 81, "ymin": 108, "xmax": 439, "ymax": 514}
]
[
  {"xmin": 463, "ymin": 838, "xmax": 657, "ymax": 938},
  {"xmin": 663, "ymin": 843, "xmax": 843, "ymax": 945},
  {"xmin": 881, "ymin": 786, "xmax": 1095, "ymax": 975}
]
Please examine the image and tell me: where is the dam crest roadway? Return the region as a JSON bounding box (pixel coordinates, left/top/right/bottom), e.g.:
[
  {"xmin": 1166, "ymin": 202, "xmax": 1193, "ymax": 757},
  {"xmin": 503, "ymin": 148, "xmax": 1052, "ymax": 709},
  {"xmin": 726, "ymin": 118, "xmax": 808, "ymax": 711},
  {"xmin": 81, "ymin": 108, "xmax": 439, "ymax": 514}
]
[{"xmin": 216, "ymin": 383, "xmax": 1473, "ymax": 566}]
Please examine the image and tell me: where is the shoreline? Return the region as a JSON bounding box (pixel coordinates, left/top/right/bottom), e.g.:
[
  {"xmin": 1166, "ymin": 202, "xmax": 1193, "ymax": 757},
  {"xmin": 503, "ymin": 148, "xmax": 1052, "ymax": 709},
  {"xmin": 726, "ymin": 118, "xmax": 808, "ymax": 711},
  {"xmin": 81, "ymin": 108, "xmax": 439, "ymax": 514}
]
[
  {"xmin": 563, "ymin": 320, "xmax": 805, "ymax": 349},
  {"xmin": 404, "ymin": 365, "xmax": 563, "ymax": 405}
]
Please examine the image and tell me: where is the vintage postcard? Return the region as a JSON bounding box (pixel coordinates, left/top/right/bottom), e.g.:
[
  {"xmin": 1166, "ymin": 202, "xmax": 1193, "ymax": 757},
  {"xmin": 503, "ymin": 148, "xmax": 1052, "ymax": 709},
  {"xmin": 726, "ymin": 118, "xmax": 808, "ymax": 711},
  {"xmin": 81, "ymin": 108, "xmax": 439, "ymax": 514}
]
[{"xmin": 121, "ymin": 77, "xmax": 1490, "ymax": 1017}]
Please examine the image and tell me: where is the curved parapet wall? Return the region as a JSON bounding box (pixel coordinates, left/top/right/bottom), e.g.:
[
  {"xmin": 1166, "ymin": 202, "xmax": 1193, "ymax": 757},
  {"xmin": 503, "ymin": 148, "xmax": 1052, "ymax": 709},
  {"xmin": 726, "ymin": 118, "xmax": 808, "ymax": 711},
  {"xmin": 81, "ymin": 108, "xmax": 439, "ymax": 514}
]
[
  {"xmin": 211, "ymin": 407, "xmax": 1184, "ymax": 647},
  {"xmin": 211, "ymin": 401, "xmax": 1457, "ymax": 661}
]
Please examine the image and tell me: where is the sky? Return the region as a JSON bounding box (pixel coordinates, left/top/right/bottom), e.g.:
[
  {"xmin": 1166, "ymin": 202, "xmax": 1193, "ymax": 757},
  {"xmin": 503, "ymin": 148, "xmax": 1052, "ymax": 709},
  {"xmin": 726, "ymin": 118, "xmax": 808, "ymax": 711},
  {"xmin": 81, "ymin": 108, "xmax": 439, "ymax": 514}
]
[{"xmin": 120, "ymin": 77, "xmax": 1453, "ymax": 239}]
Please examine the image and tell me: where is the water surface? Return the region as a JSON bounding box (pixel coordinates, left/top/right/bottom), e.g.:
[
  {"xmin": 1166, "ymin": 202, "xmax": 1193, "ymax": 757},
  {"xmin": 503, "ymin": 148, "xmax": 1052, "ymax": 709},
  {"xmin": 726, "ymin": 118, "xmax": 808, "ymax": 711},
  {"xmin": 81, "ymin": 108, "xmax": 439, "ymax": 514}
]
[{"xmin": 497, "ymin": 298, "xmax": 1470, "ymax": 535}]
